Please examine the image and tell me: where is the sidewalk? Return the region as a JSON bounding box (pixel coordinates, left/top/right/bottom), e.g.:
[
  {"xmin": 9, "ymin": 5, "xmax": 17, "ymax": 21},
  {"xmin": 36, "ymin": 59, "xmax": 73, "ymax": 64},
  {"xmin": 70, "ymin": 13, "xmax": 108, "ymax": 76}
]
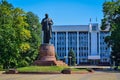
[
  {"xmin": 0, "ymin": 71, "xmax": 120, "ymax": 80},
  {"xmin": 70, "ymin": 66, "xmax": 110, "ymax": 69}
]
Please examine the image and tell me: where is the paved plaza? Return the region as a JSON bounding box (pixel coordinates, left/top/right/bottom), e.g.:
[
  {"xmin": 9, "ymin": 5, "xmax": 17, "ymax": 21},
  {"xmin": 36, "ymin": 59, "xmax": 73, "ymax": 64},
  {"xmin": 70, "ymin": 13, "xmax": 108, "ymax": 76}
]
[
  {"xmin": 0, "ymin": 70, "xmax": 120, "ymax": 80},
  {"xmin": 71, "ymin": 66, "xmax": 111, "ymax": 69}
]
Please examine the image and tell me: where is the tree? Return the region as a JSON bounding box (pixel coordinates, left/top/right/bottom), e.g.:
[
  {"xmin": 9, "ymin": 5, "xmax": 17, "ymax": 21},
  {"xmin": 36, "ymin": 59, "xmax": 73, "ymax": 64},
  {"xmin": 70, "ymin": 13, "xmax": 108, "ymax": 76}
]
[
  {"xmin": 25, "ymin": 12, "xmax": 42, "ymax": 66},
  {"xmin": 0, "ymin": 0, "xmax": 31, "ymax": 68},
  {"xmin": 101, "ymin": 0, "xmax": 120, "ymax": 67},
  {"xmin": 0, "ymin": 1, "xmax": 41, "ymax": 68},
  {"xmin": 68, "ymin": 49, "xmax": 76, "ymax": 66},
  {"xmin": 0, "ymin": 0, "xmax": 20, "ymax": 69}
]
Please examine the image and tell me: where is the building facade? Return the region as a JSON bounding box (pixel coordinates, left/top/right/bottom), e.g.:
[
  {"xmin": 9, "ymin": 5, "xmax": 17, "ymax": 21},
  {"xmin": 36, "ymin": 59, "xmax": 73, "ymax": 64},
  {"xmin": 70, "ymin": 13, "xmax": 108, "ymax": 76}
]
[{"xmin": 50, "ymin": 23, "xmax": 111, "ymax": 65}]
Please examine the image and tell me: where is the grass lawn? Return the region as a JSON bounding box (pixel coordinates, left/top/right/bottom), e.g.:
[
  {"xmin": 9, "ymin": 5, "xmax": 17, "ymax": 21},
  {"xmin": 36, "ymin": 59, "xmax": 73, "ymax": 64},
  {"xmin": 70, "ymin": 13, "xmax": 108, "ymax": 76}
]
[
  {"xmin": 0, "ymin": 65, "xmax": 3, "ymax": 71},
  {"xmin": 0, "ymin": 68, "xmax": 2, "ymax": 71},
  {"xmin": 0, "ymin": 69, "xmax": 4, "ymax": 71},
  {"xmin": 0, "ymin": 68, "xmax": 4, "ymax": 71},
  {"xmin": 17, "ymin": 66, "xmax": 68, "ymax": 72},
  {"xmin": 17, "ymin": 66, "xmax": 88, "ymax": 73}
]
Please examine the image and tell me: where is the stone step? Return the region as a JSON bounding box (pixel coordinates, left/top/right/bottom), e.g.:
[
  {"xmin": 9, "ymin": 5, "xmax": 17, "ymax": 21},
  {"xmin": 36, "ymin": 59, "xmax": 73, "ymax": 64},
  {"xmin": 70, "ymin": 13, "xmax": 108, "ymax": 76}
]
[{"xmin": 33, "ymin": 60, "xmax": 68, "ymax": 66}]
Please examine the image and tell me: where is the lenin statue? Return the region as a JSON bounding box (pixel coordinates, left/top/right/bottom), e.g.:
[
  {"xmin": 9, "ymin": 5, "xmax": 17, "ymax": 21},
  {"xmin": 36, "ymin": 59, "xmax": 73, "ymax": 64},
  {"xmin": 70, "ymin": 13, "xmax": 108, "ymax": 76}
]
[
  {"xmin": 41, "ymin": 14, "xmax": 53, "ymax": 43},
  {"xmin": 34, "ymin": 14, "xmax": 67, "ymax": 66}
]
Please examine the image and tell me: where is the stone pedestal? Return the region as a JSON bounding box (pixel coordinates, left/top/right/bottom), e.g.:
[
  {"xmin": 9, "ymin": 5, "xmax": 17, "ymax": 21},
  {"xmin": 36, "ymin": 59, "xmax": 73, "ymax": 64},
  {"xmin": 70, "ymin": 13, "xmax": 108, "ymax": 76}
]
[
  {"xmin": 34, "ymin": 44, "xmax": 67, "ymax": 66},
  {"xmin": 38, "ymin": 44, "xmax": 56, "ymax": 61}
]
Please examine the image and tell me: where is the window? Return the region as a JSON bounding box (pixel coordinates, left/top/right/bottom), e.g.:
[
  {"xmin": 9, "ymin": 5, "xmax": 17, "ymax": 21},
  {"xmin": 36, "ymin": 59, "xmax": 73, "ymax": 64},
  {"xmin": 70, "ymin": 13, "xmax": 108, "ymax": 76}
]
[{"xmin": 92, "ymin": 26, "xmax": 97, "ymax": 31}]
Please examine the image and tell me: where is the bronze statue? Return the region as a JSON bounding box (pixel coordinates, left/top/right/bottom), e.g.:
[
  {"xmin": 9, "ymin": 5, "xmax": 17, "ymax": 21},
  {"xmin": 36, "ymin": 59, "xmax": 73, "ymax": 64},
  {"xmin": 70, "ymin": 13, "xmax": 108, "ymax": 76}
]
[
  {"xmin": 41, "ymin": 14, "xmax": 53, "ymax": 43},
  {"xmin": 34, "ymin": 14, "xmax": 67, "ymax": 66}
]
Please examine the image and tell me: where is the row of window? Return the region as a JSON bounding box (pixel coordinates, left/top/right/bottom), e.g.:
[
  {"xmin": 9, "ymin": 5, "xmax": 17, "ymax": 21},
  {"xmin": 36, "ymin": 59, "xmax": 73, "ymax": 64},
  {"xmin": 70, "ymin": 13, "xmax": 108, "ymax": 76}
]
[
  {"xmin": 58, "ymin": 52, "xmax": 66, "ymax": 57},
  {"xmin": 52, "ymin": 32, "xmax": 109, "ymax": 36},
  {"xmin": 57, "ymin": 45, "xmax": 104, "ymax": 49},
  {"xmin": 52, "ymin": 32, "xmax": 109, "ymax": 35},
  {"xmin": 51, "ymin": 32, "xmax": 110, "ymax": 59},
  {"xmin": 52, "ymin": 37, "xmax": 109, "ymax": 45},
  {"xmin": 52, "ymin": 38, "xmax": 97, "ymax": 46}
]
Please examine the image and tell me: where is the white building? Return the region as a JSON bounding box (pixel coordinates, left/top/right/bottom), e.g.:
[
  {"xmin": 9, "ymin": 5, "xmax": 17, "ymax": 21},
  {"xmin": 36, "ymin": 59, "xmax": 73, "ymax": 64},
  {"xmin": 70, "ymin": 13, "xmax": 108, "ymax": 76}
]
[{"xmin": 51, "ymin": 23, "xmax": 111, "ymax": 65}]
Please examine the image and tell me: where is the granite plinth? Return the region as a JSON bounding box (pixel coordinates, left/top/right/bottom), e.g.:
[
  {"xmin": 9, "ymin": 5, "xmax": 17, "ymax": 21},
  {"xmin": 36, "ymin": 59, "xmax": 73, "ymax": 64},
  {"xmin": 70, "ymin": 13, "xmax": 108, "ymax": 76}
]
[
  {"xmin": 34, "ymin": 44, "xmax": 67, "ymax": 66},
  {"xmin": 38, "ymin": 44, "xmax": 56, "ymax": 61}
]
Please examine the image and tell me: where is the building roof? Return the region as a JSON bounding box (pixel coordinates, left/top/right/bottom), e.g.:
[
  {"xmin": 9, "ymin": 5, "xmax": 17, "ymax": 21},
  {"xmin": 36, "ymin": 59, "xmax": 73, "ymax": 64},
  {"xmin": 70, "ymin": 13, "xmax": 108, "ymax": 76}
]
[
  {"xmin": 52, "ymin": 23, "xmax": 110, "ymax": 32},
  {"xmin": 52, "ymin": 25, "xmax": 89, "ymax": 32}
]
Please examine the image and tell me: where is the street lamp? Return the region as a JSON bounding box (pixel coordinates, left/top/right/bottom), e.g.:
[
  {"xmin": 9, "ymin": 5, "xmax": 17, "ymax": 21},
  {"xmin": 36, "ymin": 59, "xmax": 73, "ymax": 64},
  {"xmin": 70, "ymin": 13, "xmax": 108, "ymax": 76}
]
[
  {"xmin": 64, "ymin": 56, "xmax": 67, "ymax": 63},
  {"xmin": 112, "ymin": 56, "xmax": 115, "ymax": 68},
  {"xmin": 69, "ymin": 56, "xmax": 72, "ymax": 66}
]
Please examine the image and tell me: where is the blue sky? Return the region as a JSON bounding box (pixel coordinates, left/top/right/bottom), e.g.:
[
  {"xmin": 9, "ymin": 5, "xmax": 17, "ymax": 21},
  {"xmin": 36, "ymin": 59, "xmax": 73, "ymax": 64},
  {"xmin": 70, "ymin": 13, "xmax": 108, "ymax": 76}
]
[{"xmin": 8, "ymin": 0, "xmax": 105, "ymax": 25}]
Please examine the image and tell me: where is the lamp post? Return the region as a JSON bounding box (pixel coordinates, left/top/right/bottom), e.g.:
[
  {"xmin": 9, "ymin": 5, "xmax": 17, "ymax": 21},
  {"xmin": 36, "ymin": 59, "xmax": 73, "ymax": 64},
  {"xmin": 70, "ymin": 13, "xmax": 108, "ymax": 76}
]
[
  {"xmin": 112, "ymin": 56, "xmax": 115, "ymax": 68},
  {"xmin": 64, "ymin": 56, "xmax": 67, "ymax": 63},
  {"xmin": 69, "ymin": 56, "xmax": 72, "ymax": 66}
]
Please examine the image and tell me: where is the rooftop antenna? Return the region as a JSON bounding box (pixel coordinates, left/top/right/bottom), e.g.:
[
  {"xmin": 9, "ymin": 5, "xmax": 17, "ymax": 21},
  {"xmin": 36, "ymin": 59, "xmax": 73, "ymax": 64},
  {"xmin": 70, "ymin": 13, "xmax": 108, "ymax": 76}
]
[
  {"xmin": 96, "ymin": 17, "xmax": 98, "ymax": 22},
  {"xmin": 89, "ymin": 18, "xmax": 92, "ymax": 23}
]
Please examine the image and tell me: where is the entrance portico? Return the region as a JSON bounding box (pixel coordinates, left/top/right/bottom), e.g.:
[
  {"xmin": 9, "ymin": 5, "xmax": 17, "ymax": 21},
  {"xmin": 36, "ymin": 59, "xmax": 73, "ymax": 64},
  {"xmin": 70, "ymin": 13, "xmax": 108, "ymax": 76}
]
[{"xmin": 88, "ymin": 59, "xmax": 100, "ymax": 65}]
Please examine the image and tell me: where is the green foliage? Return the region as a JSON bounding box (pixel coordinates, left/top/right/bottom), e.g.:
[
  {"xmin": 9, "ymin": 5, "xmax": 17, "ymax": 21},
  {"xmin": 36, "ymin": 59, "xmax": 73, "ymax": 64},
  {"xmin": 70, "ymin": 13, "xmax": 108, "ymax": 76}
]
[
  {"xmin": 17, "ymin": 66, "xmax": 88, "ymax": 73},
  {"xmin": 68, "ymin": 49, "xmax": 76, "ymax": 66},
  {"xmin": 17, "ymin": 66, "xmax": 68, "ymax": 72},
  {"xmin": 17, "ymin": 60, "xmax": 29, "ymax": 67},
  {"xmin": 101, "ymin": 0, "xmax": 120, "ymax": 30},
  {"xmin": 0, "ymin": 0, "xmax": 23, "ymax": 69},
  {"xmin": 0, "ymin": 1, "xmax": 41, "ymax": 69},
  {"xmin": 101, "ymin": 0, "xmax": 120, "ymax": 65},
  {"xmin": 25, "ymin": 11, "xmax": 42, "ymax": 65},
  {"xmin": 0, "ymin": 65, "xmax": 3, "ymax": 71}
]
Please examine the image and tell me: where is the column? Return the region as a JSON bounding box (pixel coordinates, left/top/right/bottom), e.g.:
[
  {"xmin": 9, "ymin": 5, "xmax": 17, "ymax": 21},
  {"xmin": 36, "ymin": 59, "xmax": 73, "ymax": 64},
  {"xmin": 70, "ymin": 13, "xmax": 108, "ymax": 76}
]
[
  {"xmin": 77, "ymin": 32, "xmax": 79, "ymax": 64},
  {"xmin": 88, "ymin": 32, "xmax": 90, "ymax": 63},
  {"xmin": 66, "ymin": 32, "xmax": 68, "ymax": 64},
  {"xmin": 88, "ymin": 32, "xmax": 90, "ymax": 56},
  {"xmin": 109, "ymin": 32, "xmax": 112, "ymax": 55},
  {"xmin": 55, "ymin": 32, "xmax": 57, "ymax": 52},
  {"xmin": 98, "ymin": 32, "xmax": 100, "ymax": 56},
  {"xmin": 91, "ymin": 32, "xmax": 97, "ymax": 55}
]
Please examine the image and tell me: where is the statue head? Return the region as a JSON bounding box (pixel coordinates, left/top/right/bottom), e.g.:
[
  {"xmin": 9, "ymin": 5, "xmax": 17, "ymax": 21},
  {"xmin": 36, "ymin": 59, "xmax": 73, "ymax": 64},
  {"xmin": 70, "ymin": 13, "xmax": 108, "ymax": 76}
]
[{"xmin": 45, "ymin": 13, "xmax": 48, "ymax": 18}]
